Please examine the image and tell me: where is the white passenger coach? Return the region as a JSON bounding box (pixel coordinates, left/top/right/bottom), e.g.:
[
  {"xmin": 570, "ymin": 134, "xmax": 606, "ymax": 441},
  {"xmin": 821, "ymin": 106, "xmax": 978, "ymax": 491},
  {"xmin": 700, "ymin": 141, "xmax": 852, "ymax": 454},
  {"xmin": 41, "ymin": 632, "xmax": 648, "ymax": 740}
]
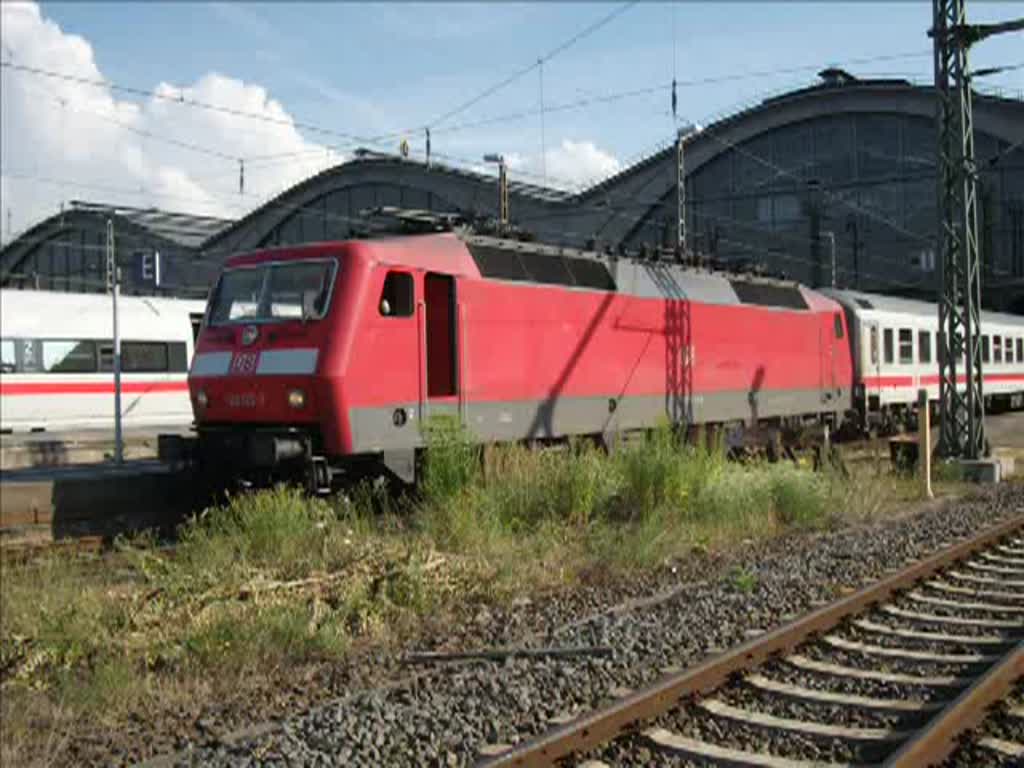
[
  {"xmin": 0, "ymin": 290, "xmax": 206, "ymax": 432},
  {"xmin": 828, "ymin": 290, "xmax": 1024, "ymax": 431}
]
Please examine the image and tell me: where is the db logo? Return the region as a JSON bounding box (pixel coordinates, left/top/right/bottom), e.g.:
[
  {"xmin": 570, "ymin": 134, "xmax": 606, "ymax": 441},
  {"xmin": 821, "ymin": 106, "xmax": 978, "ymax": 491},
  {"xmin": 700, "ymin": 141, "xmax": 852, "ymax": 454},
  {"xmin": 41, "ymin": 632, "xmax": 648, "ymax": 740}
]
[{"xmin": 230, "ymin": 351, "xmax": 259, "ymax": 375}]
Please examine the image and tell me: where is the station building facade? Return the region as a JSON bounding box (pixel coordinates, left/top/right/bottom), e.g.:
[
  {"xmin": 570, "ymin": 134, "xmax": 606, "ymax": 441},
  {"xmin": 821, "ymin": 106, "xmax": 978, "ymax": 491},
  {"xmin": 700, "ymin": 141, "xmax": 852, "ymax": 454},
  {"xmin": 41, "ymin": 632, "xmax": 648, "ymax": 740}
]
[{"xmin": 3, "ymin": 71, "xmax": 1022, "ymax": 311}]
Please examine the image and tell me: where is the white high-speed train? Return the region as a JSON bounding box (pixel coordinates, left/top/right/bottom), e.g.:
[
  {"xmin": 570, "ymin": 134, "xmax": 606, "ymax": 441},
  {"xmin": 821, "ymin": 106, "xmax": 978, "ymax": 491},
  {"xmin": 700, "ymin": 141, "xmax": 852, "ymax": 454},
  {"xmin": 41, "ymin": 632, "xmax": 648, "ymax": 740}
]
[{"xmin": 0, "ymin": 289, "xmax": 207, "ymax": 433}]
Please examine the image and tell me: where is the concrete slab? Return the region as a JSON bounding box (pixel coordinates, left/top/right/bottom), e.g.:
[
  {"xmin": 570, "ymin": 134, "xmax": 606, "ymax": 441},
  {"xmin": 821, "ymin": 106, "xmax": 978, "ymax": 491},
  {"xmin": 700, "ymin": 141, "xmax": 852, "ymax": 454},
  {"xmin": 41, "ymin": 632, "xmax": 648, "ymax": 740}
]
[
  {"xmin": 0, "ymin": 426, "xmax": 193, "ymax": 470},
  {"xmin": 993, "ymin": 452, "xmax": 1016, "ymax": 479},
  {"xmin": 958, "ymin": 458, "xmax": 1002, "ymax": 484},
  {"xmin": 1, "ymin": 460, "xmax": 196, "ymax": 540}
]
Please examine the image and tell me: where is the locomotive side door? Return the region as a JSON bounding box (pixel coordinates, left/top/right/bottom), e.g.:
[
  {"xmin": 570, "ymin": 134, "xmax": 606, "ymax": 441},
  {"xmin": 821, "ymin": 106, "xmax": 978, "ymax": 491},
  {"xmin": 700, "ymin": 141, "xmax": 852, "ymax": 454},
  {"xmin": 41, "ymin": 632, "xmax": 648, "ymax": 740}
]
[
  {"xmin": 818, "ymin": 313, "xmax": 838, "ymax": 408},
  {"xmin": 424, "ymin": 273, "xmax": 458, "ymax": 405}
]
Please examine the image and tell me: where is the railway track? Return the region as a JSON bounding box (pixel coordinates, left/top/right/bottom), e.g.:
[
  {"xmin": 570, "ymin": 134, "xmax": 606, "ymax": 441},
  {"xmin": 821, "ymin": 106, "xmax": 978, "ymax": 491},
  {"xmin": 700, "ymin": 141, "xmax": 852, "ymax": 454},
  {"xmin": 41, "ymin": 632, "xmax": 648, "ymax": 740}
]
[{"xmin": 481, "ymin": 514, "xmax": 1024, "ymax": 767}]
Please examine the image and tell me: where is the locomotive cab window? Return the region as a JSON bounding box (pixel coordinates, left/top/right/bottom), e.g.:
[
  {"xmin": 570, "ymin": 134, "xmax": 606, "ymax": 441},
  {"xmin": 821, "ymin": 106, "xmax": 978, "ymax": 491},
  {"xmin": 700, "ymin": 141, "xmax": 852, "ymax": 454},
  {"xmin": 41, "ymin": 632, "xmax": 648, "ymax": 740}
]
[
  {"xmin": 209, "ymin": 259, "xmax": 336, "ymax": 325},
  {"xmin": 919, "ymin": 331, "xmax": 931, "ymax": 364},
  {"xmin": 883, "ymin": 329, "xmax": 894, "ymax": 364},
  {"xmin": 898, "ymin": 329, "xmax": 913, "ymax": 364},
  {"xmin": 379, "ymin": 271, "xmax": 414, "ymax": 317}
]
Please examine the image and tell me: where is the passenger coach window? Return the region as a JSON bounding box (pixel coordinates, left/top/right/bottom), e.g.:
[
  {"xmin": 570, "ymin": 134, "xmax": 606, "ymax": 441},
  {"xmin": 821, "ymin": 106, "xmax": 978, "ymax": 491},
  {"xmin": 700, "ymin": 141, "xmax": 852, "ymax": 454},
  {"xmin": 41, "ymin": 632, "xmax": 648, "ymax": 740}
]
[
  {"xmin": 380, "ymin": 271, "xmax": 414, "ymax": 317},
  {"xmin": 1008, "ymin": 340, "xmax": 1015, "ymax": 364},
  {"xmin": 919, "ymin": 331, "xmax": 932, "ymax": 364},
  {"xmin": 122, "ymin": 342, "xmax": 169, "ymax": 373},
  {"xmin": 168, "ymin": 342, "xmax": 188, "ymax": 373},
  {"xmin": 1018, "ymin": 339, "xmax": 1023, "ymax": 362},
  {"xmin": 99, "ymin": 345, "xmax": 114, "ymax": 373},
  {"xmin": 994, "ymin": 336, "xmax": 1003, "ymax": 364},
  {"xmin": 898, "ymin": 329, "xmax": 913, "ymax": 364},
  {"xmin": 982, "ymin": 336, "xmax": 990, "ymax": 364},
  {"xmin": 43, "ymin": 340, "xmax": 97, "ymax": 373},
  {"xmin": 0, "ymin": 340, "xmax": 14, "ymax": 373},
  {"xmin": 883, "ymin": 329, "xmax": 894, "ymax": 364}
]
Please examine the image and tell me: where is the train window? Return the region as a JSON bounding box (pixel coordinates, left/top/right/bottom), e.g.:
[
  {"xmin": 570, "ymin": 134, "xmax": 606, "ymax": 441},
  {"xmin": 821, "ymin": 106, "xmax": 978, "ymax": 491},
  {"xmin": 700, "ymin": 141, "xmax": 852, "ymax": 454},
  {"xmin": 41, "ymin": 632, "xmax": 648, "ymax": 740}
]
[
  {"xmin": 98, "ymin": 344, "xmax": 114, "ymax": 373},
  {"xmin": 1008, "ymin": 340, "xmax": 1015, "ymax": 364},
  {"xmin": 379, "ymin": 271, "xmax": 414, "ymax": 317},
  {"xmin": 212, "ymin": 268, "xmax": 264, "ymax": 323},
  {"xmin": 168, "ymin": 342, "xmax": 188, "ymax": 373},
  {"xmin": 122, "ymin": 342, "xmax": 169, "ymax": 373},
  {"xmin": 898, "ymin": 329, "xmax": 913, "ymax": 364},
  {"xmin": 0, "ymin": 340, "xmax": 14, "ymax": 373},
  {"xmin": 833, "ymin": 313, "xmax": 844, "ymax": 339},
  {"xmin": 883, "ymin": 329, "xmax": 894, "ymax": 364},
  {"xmin": 870, "ymin": 327, "xmax": 878, "ymax": 365},
  {"xmin": 43, "ymin": 340, "xmax": 97, "ymax": 373},
  {"xmin": 1018, "ymin": 338, "xmax": 1023, "ymax": 362},
  {"xmin": 982, "ymin": 336, "xmax": 990, "ymax": 364},
  {"xmin": 994, "ymin": 336, "xmax": 1002, "ymax": 364},
  {"xmin": 266, "ymin": 261, "xmax": 334, "ymax": 320},
  {"xmin": 919, "ymin": 331, "xmax": 932, "ymax": 364}
]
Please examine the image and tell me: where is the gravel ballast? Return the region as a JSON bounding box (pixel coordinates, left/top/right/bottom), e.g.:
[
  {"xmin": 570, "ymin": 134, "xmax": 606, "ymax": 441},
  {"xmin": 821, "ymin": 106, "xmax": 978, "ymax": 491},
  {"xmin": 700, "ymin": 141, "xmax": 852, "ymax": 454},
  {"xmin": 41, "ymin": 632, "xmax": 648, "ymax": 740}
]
[{"xmin": 160, "ymin": 484, "xmax": 1024, "ymax": 768}]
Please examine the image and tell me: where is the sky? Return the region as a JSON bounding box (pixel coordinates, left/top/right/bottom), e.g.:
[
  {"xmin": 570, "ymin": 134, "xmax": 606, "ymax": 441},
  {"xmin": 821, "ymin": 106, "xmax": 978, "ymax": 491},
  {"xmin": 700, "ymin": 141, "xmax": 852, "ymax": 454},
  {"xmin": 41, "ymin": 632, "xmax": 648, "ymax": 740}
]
[{"xmin": 2, "ymin": 1, "xmax": 1022, "ymax": 244}]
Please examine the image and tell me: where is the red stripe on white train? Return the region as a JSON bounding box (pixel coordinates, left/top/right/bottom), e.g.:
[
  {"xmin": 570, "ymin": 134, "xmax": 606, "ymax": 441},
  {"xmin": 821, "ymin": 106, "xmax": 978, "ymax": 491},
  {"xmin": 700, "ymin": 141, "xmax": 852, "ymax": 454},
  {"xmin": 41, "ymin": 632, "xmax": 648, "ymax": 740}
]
[
  {"xmin": 0, "ymin": 381, "xmax": 189, "ymax": 396},
  {"xmin": 863, "ymin": 373, "xmax": 1024, "ymax": 388}
]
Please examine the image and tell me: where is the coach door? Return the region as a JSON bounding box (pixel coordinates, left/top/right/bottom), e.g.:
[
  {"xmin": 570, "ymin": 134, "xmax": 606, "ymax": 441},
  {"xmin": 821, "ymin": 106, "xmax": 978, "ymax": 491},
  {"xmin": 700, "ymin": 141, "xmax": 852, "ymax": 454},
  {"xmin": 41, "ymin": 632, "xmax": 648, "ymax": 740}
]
[
  {"xmin": 424, "ymin": 273, "xmax": 458, "ymax": 407},
  {"xmin": 866, "ymin": 321, "xmax": 881, "ymax": 398}
]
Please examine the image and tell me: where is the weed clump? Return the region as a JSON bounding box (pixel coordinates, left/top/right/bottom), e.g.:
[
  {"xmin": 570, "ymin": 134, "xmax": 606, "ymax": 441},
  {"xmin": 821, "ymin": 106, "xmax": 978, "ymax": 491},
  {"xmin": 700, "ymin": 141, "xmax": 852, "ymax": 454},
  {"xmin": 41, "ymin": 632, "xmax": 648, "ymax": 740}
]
[{"xmin": 413, "ymin": 422, "xmax": 835, "ymax": 572}]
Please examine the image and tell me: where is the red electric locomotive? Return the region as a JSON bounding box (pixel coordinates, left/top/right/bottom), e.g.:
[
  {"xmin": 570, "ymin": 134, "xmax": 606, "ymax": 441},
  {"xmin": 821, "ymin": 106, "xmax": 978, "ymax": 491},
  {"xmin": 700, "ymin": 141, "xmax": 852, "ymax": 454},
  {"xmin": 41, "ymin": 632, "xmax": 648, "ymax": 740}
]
[{"xmin": 189, "ymin": 221, "xmax": 852, "ymax": 489}]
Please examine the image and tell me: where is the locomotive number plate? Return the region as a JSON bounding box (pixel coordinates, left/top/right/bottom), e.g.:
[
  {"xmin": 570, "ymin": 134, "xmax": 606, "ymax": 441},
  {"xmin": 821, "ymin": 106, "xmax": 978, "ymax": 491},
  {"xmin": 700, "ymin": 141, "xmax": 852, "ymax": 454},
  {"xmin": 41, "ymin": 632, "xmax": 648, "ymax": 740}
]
[
  {"xmin": 230, "ymin": 351, "xmax": 259, "ymax": 375},
  {"xmin": 226, "ymin": 391, "xmax": 266, "ymax": 408}
]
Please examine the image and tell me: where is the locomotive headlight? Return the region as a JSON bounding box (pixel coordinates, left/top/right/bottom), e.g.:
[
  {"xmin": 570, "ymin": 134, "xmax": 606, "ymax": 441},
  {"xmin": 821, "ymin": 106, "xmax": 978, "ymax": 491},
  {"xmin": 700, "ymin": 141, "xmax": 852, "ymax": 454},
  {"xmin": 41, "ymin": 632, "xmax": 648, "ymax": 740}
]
[
  {"xmin": 195, "ymin": 389, "xmax": 209, "ymax": 409},
  {"xmin": 287, "ymin": 389, "xmax": 306, "ymax": 409}
]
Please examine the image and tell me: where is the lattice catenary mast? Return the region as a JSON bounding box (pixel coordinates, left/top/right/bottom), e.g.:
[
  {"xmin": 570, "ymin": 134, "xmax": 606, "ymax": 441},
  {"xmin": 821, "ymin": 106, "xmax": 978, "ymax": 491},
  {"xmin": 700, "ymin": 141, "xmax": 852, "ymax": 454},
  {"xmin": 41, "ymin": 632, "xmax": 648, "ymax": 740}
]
[{"xmin": 931, "ymin": 0, "xmax": 1023, "ymax": 460}]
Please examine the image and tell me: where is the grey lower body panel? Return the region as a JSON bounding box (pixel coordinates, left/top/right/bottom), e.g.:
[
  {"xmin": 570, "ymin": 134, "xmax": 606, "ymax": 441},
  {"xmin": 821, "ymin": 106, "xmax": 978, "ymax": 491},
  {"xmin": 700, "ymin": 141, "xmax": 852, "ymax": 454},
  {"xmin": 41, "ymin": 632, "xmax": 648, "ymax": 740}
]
[{"xmin": 349, "ymin": 388, "xmax": 849, "ymax": 454}]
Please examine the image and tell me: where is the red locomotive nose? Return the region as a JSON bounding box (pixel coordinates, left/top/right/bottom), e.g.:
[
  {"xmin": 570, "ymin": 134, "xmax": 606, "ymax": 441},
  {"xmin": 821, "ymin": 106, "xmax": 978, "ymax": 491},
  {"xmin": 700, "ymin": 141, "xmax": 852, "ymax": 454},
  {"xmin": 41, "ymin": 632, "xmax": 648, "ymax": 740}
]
[{"xmin": 189, "ymin": 252, "xmax": 339, "ymax": 426}]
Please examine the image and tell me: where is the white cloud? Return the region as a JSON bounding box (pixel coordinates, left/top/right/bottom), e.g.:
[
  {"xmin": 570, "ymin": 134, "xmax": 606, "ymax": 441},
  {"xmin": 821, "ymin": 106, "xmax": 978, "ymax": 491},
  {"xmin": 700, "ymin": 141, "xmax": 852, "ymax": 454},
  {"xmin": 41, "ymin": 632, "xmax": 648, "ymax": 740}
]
[
  {"xmin": 543, "ymin": 140, "xmax": 621, "ymax": 189},
  {"xmin": 503, "ymin": 140, "xmax": 621, "ymax": 191},
  {"xmin": 0, "ymin": 2, "xmax": 622, "ymax": 248},
  {"xmin": 0, "ymin": 2, "xmax": 341, "ymax": 245}
]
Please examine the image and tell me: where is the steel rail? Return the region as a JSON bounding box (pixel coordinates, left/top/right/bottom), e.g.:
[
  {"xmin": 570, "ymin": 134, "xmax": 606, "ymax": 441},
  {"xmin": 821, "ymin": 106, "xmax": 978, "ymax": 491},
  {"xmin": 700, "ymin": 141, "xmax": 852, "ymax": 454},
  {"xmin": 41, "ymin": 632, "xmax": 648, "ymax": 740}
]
[
  {"xmin": 480, "ymin": 513, "xmax": 1024, "ymax": 767},
  {"xmin": 883, "ymin": 640, "xmax": 1024, "ymax": 767}
]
